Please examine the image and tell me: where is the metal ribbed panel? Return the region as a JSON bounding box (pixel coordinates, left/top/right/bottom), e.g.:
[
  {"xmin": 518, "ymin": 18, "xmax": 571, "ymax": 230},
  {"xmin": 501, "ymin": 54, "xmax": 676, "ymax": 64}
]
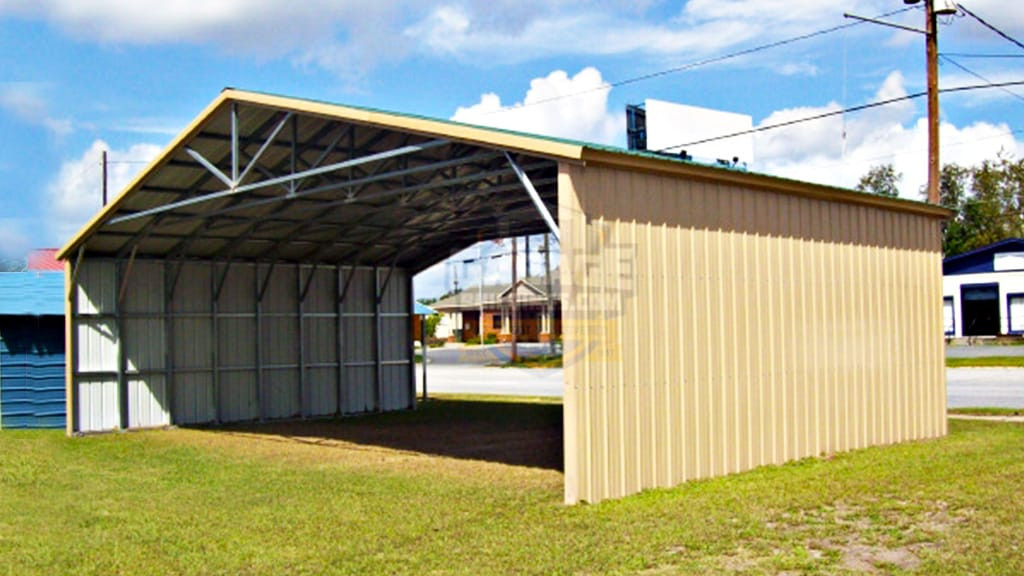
[
  {"xmin": 71, "ymin": 259, "xmax": 414, "ymax": 430},
  {"xmin": 559, "ymin": 163, "xmax": 946, "ymax": 504},
  {"xmin": 0, "ymin": 316, "xmax": 65, "ymax": 429}
]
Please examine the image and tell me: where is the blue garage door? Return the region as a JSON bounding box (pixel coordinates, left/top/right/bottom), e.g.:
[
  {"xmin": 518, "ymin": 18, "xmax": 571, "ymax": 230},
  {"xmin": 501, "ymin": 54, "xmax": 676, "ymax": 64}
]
[{"xmin": 0, "ymin": 316, "xmax": 65, "ymax": 429}]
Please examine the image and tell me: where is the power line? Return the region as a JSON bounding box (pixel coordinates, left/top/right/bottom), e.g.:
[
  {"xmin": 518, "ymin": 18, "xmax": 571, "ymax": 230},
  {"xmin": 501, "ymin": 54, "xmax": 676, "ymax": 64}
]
[
  {"xmin": 940, "ymin": 52, "xmax": 1024, "ymax": 59},
  {"xmin": 958, "ymin": 3, "xmax": 1024, "ymax": 52},
  {"xmin": 939, "ymin": 54, "xmax": 1024, "ymax": 104},
  {"xmin": 655, "ymin": 80, "xmax": 1024, "ymax": 152},
  {"xmin": 480, "ymin": 7, "xmax": 914, "ymax": 116}
]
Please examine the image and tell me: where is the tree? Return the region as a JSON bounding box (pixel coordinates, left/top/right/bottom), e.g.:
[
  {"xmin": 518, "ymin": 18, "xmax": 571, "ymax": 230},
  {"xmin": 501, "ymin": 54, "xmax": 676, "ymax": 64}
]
[
  {"xmin": 856, "ymin": 163, "xmax": 902, "ymax": 197},
  {"xmin": 925, "ymin": 154, "xmax": 1024, "ymax": 256}
]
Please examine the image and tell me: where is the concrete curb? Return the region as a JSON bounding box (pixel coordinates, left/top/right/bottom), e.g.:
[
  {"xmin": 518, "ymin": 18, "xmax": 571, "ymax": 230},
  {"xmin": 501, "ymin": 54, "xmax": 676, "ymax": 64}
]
[{"xmin": 948, "ymin": 414, "xmax": 1024, "ymax": 423}]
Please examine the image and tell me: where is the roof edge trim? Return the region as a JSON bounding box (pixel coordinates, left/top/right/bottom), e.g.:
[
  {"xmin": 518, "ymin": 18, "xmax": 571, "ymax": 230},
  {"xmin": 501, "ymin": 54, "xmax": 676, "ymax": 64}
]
[
  {"xmin": 579, "ymin": 147, "xmax": 955, "ymax": 220},
  {"xmin": 57, "ymin": 91, "xmax": 236, "ymax": 260}
]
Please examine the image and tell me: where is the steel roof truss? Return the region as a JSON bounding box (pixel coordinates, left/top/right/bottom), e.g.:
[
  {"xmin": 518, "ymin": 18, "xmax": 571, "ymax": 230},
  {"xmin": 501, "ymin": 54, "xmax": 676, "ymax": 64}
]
[{"xmin": 109, "ymin": 138, "xmax": 450, "ymax": 226}]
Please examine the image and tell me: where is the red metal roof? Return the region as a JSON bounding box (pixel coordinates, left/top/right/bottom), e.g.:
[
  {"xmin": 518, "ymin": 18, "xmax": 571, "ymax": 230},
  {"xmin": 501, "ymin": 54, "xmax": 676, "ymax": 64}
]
[{"xmin": 27, "ymin": 249, "xmax": 63, "ymax": 271}]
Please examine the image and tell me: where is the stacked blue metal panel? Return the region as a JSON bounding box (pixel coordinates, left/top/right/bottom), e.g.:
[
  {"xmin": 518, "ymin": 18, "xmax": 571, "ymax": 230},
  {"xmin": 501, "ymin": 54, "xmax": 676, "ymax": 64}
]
[{"xmin": 0, "ymin": 272, "xmax": 65, "ymax": 429}]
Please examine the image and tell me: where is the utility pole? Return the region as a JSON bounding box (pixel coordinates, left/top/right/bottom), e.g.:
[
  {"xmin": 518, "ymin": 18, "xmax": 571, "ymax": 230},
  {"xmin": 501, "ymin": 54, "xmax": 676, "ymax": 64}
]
[
  {"xmin": 511, "ymin": 236, "xmax": 519, "ymax": 362},
  {"xmin": 543, "ymin": 233, "xmax": 554, "ymax": 355},
  {"xmin": 924, "ymin": 0, "xmax": 941, "ymax": 204},
  {"xmin": 101, "ymin": 150, "xmax": 108, "ymax": 206},
  {"xmin": 844, "ymin": 0, "xmax": 956, "ymax": 204}
]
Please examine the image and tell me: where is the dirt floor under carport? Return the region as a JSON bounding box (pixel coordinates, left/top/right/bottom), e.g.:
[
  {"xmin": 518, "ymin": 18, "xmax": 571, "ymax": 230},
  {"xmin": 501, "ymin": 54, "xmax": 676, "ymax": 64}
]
[{"xmin": 188, "ymin": 397, "xmax": 564, "ymax": 472}]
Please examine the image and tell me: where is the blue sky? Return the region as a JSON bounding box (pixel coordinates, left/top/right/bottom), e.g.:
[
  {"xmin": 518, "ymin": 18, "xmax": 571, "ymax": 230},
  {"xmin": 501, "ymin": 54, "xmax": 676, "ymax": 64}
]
[{"xmin": 1, "ymin": 0, "xmax": 1022, "ymax": 297}]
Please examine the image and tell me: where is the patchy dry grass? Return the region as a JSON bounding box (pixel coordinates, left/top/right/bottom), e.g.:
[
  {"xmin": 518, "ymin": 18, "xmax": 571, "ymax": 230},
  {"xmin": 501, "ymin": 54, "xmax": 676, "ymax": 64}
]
[{"xmin": 1, "ymin": 398, "xmax": 1022, "ymax": 575}]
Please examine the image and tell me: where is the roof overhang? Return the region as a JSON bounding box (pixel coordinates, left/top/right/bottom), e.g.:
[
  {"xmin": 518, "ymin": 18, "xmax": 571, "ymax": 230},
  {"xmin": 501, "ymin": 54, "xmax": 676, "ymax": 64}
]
[{"xmin": 58, "ymin": 89, "xmax": 581, "ymax": 273}]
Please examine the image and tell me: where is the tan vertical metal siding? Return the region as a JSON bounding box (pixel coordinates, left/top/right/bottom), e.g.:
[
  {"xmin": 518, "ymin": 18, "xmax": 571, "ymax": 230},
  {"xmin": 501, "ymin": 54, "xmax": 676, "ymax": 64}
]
[{"xmin": 559, "ymin": 163, "xmax": 945, "ymax": 504}]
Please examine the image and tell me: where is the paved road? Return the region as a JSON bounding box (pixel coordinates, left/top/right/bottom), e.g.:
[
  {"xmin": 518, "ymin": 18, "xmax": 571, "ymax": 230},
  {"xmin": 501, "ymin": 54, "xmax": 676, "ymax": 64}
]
[
  {"xmin": 416, "ymin": 364, "xmax": 563, "ymax": 397},
  {"xmin": 947, "ymin": 367, "xmax": 1024, "ymax": 408},
  {"xmin": 946, "ymin": 345, "xmax": 1024, "ymax": 358},
  {"xmin": 416, "ymin": 362, "xmax": 1024, "ymax": 409}
]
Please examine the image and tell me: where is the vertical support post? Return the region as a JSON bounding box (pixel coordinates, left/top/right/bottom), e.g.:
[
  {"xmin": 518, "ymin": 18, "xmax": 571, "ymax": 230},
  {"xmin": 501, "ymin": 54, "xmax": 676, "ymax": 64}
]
[
  {"xmin": 297, "ymin": 265, "xmax": 307, "ymax": 418},
  {"xmin": 164, "ymin": 261, "xmax": 176, "ymax": 426},
  {"xmin": 255, "ymin": 263, "xmax": 264, "ymax": 421},
  {"xmin": 374, "ymin": 267, "xmax": 383, "ymax": 412},
  {"xmin": 407, "ymin": 274, "xmax": 416, "ymax": 409},
  {"xmin": 420, "ymin": 306, "xmax": 428, "ymax": 402},
  {"xmin": 336, "ymin": 266, "xmax": 346, "ymax": 416},
  {"xmin": 211, "ymin": 263, "xmax": 221, "ymax": 424},
  {"xmin": 65, "ymin": 256, "xmax": 78, "ymax": 435},
  {"xmin": 116, "ymin": 259, "xmax": 129, "ymax": 430}
]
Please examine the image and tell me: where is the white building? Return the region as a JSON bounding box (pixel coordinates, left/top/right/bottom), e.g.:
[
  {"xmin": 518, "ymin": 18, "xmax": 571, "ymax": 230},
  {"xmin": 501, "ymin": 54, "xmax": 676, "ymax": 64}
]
[{"xmin": 942, "ymin": 238, "xmax": 1024, "ymax": 338}]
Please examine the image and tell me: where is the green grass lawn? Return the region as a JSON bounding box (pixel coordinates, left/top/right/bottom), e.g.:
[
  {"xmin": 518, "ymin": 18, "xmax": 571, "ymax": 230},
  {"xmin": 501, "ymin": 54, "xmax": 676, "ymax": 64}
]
[
  {"xmin": 2, "ymin": 398, "xmax": 1023, "ymax": 575},
  {"xmin": 946, "ymin": 356, "xmax": 1024, "ymax": 367}
]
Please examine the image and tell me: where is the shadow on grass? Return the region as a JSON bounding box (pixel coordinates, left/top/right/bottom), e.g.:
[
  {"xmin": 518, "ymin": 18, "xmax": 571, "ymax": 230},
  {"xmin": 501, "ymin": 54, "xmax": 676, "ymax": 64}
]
[{"xmin": 200, "ymin": 398, "xmax": 564, "ymax": 472}]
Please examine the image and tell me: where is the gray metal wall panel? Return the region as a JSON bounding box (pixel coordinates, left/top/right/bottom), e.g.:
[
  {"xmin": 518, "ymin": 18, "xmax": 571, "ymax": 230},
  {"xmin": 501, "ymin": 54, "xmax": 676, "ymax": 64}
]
[
  {"xmin": 220, "ymin": 264, "xmax": 255, "ymax": 313},
  {"xmin": 343, "ymin": 269, "xmax": 374, "ymax": 314},
  {"xmin": 262, "ymin": 264, "xmax": 297, "ymax": 313},
  {"xmin": 218, "ymin": 317, "xmax": 256, "ymax": 366},
  {"xmin": 306, "ymin": 367, "xmax": 337, "ymax": 417},
  {"xmin": 76, "ymin": 320, "xmax": 118, "ymax": 372},
  {"xmin": 344, "ymin": 317, "xmax": 374, "ymax": 362},
  {"xmin": 124, "ymin": 319, "xmax": 165, "ymax": 372},
  {"xmin": 173, "ymin": 263, "xmax": 211, "ymax": 313},
  {"xmin": 128, "ymin": 376, "xmax": 169, "ymax": 428},
  {"xmin": 380, "ymin": 270, "xmax": 409, "ymax": 313},
  {"xmin": 173, "ymin": 373, "xmax": 214, "ymax": 424},
  {"xmin": 262, "ymin": 369, "xmax": 299, "ymax": 419},
  {"xmin": 262, "ymin": 317, "xmax": 297, "ymax": 365},
  {"xmin": 123, "ymin": 261, "xmax": 164, "ymax": 313},
  {"xmin": 219, "ymin": 370, "xmax": 258, "ymax": 422},
  {"xmin": 172, "ymin": 318, "xmax": 213, "ymax": 369},
  {"xmin": 381, "ymin": 318, "xmax": 409, "ymax": 362},
  {"xmin": 304, "ymin": 267, "xmax": 336, "ymax": 314},
  {"xmin": 77, "ymin": 378, "xmax": 118, "ymax": 432},
  {"xmin": 343, "ymin": 366, "xmax": 375, "ymax": 414},
  {"xmin": 72, "ymin": 259, "xmax": 414, "ymax": 430},
  {"xmin": 304, "ymin": 318, "xmax": 336, "ymax": 363},
  {"xmin": 381, "ymin": 365, "xmax": 410, "ymax": 411},
  {"xmin": 76, "ymin": 261, "xmax": 116, "ymax": 315}
]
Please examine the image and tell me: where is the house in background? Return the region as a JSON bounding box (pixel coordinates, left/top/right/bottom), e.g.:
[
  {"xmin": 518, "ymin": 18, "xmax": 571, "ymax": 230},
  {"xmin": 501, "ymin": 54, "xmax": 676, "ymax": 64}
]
[
  {"xmin": 433, "ymin": 271, "xmax": 560, "ymax": 343},
  {"xmin": 0, "ymin": 267, "xmax": 65, "ymax": 429},
  {"xmin": 943, "ymin": 238, "xmax": 1024, "ymax": 338}
]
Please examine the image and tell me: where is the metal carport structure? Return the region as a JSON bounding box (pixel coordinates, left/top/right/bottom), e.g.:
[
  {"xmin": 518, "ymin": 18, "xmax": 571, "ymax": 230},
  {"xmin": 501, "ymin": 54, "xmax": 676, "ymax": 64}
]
[{"xmin": 60, "ymin": 89, "xmax": 950, "ymax": 504}]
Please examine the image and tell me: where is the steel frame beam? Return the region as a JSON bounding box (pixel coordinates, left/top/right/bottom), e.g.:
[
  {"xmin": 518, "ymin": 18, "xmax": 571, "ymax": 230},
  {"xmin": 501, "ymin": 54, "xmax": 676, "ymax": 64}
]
[
  {"xmin": 109, "ymin": 139, "xmax": 450, "ymax": 226},
  {"xmin": 505, "ymin": 152, "xmax": 560, "ymax": 242}
]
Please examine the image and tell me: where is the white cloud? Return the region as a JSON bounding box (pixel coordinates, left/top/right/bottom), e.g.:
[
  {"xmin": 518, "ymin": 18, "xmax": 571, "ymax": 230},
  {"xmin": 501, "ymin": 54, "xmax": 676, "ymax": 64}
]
[
  {"xmin": 452, "ymin": 67, "xmax": 621, "ymax": 145},
  {"xmin": 753, "ymin": 71, "xmax": 1024, "ymax": 199},
  {"xmin": 46, "ymin": 140, "xmax": 161, "ymax": 245},
  {"xmin": 0, "ymin": 82, "xmax": 73, "ymax": 136},
  {"xmin": 11, "ymin": 0, "xmax": 1022, "ymax": 78}
]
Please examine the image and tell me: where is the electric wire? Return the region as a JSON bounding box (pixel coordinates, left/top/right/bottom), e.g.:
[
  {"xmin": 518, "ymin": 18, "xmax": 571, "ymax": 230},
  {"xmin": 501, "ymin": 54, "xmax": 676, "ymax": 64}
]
[
  {"xmin": 957, "ymin": 4, "xmax": 1024, "ymax": 52},
  {"xmin": 940, "ymin": 52, "xmax": 1024, "ymax": 59},
  {"xmin": 654, "ymin": 80, "xmax": 1024, "ymax": 152},
  {"xmin": 939, "ymin": 54, "xmax": 1024, "ymax": 104},
  {"xmin": 479, "ymin": 7, "xmax": 914, "ymax": 116}
]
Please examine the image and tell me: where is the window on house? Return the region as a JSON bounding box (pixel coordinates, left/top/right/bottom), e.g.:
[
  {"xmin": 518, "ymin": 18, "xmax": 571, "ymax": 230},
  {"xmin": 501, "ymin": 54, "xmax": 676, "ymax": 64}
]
[
  {"xmin": 943, "ymin": 296, "xmax": 955, "ymax": 336},
  {"xmin": 1008, "ymin": 293, "xmax": 1024, "ymax": 334},
  {"xmin": 492, "ymin": 314, "xmax": 501, "ymax": 329}
]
